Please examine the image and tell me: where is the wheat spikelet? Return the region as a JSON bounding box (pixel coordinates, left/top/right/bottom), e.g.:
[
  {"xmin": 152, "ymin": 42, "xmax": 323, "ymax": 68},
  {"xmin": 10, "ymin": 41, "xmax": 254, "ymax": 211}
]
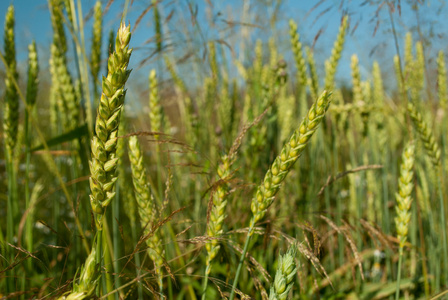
[
  {"xmin": 152, "ymin": 0, "xmax": 163, "ymax": 52},
  {"xmin": 438, "ymin": 50, "xmax": 447, "ymax": 109},
  {"xmin": 351, "ymin": 55, "xmax": 362, "ymax": 103},
  {"xmin": 3, "ymin": 5, "xmax": 19, "ymax": 159},
  {"xmin": 372, "ymin": 61, "xmax": 384, "ymax": 106},
  {"xmin": 48, "ymin": 0, "xmax": 67, "ymax": 54},
  {"xmin": 91, "ymin": 0, "xmax": 102, "ymax": 81},
  {"xmin": 250, "ymin": 90, "xmax": 332, "ymax": 227},
  {"xmin": 26, "ymin": 41, "xmax": 39, "ymax": 107},
  {"xmin": 324, "ymin": 16, "xmax": 348, "ymax": 92},
  {"xmin": 289, "ymin": 19, "xmax": 307, "ymax": 91},
  {"xmin": 128, "ymin": 135, "xmax": 165, "ymax": 292},
  {"xmin": 149, "ymin": 69, "xmax": 162, "ymax": 139},
  {"xmin": 51, "ymin": 43, "xmax": 79, "ymax": 130},
  {"xmin": 268, "ymin": 245, "xmax": 298, "ymax": 300},
  {"xmin": 208, "ymin": 41, "xmax": 219, "ymax": 81},
  {"xmin": 410, "ymin": 41, "xmax": 425, "ymax": 101},
  {"xmin": 254, "ymin": 39, "xmax": 263, "ymax": 80},
  {"xmin": 59, "ymin": 247, "xmax": 99, "ymax": 300},
  {"xmin": 205, "ymin": 155, "xmax": 231, "ymax": 273},
  {"xmin": 407, "ymin": 101, "xmax": 441, "ymax": 167},
  {"xmin": 394, "ymin": 55, "xmax": 404, "ymax": 95},
  {"xmin": 395, "ymin": 141, "xmax": 415, "ymax": 250},
  {"xmin": 89, "ymin": 23, "xmax": 132, "ymax": 229}
]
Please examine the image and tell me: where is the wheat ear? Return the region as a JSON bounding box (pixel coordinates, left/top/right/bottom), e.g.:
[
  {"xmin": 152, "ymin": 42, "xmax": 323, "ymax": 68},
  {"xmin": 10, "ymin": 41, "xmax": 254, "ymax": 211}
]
[
  {"xmin": 59, "ymin": 246, "xmax": 99, "ymax": 300},
  {"xmin": 91, "ymin": 0, "xmax": 102, "ymax": 83},
  {"xmin": 324, "ymin": 16, "xmax": 348, "ymax": 92},
  {"xmin": 269, "ymin": 245, "xmax": 298, "ymax": 300},
  {"xmin": 437, "ymin": 50, "xmax": 447, "ymax": 109},
  {"xmin": 3, "ymin": 5, "xmax": 19, "ymax": 159},
  {"xmin": 89, "ymin": 23, "xmax": 132, "ymax": 229},
  {"xmin": 394, "ymin": 141, "xmax": 415, "ymax": 300},
  {"xmin": 230, "ymin": 90, "xmax": 332, "ymax": 300},
  {"xmin": 149, "ymin": 69, "xmax": 162, "ymax": 139},
  {"xmin": 250, "ymin": 90, "xmax": 332, "ymax": 226},
  {"xmin": 407, "ymin": 101, "xmax": 441, "ymax": 167},
  {"xmin": 128, "ymin": 135, "xmax": 165, "ymax": 293},
  {"xmin": 395, "ymin": 142, "xmax": 415, "ymax": 249}
]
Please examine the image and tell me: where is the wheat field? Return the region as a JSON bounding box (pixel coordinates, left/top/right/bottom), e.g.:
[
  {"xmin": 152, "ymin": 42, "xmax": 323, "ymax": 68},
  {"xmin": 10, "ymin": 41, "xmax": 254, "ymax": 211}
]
[{"xmin": 1, "ymin": 1, "xmax": 448, "ymax": 299}]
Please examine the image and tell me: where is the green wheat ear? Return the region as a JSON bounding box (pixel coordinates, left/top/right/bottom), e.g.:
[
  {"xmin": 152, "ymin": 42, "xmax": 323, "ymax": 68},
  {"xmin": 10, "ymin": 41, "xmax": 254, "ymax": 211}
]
[
  {"xmin": 58, "ymin": 245, "xmax": 99, "ymax": 300},
  {"xmin": 437, "ymin": 50, "xmax": 447, "ymax": 109},
  {"xmin": 128, "ymin": 135, "xmax": 165, "ymax": 293},
  {"xmin": 149, "ymin": 69, "xmax": 162, "ymax": 139},
  {"xmin": 89, "ymin": 22, "xmax": 132, "ymax": 230},
  {"xmin": 250, "ymin": 90, "xmax": 332, "ymax": 227},
  {"xmin": 395, "ymin": 141, "xmax": 415, "ymax": 250},
  {"xmin": 91, "ymin": 0, "xmax": 102, "ymax": 81},
  {"xmin": 407, "ymin": 101, "xmax": 441, "ymax": 167},
  {"xmin": 324, "ymin": 15, "xmax": 348, "ymax": 92},
  {"xmin": 3, "ymin": 4, "xmax": 19, "ymax": 159},
  {"xmin": 269, "ymin": 245, "xmax": 298, "ymax": 300}
]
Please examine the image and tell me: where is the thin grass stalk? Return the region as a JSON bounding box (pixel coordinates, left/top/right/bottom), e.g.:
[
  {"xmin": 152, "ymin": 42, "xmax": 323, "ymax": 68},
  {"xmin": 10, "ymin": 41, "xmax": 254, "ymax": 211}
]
[{"xmin": 229, "ymin": 90, "xmax": 332, "ymax": 300}]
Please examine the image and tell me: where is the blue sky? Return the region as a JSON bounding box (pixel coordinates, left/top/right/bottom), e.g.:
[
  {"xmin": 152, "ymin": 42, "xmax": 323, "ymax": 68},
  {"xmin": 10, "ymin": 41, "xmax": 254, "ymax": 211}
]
[{"xmin": 1, "ymin": 0, "xmax": 448, "ymax": 91}]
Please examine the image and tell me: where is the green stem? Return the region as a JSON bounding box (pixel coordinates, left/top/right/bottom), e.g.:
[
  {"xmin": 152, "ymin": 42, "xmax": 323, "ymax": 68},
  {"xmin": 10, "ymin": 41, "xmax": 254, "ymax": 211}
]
[
  {"xmin": 395, "ymin": 250, "xmax": 403, "ymax": 300},
  {"xmin": 6, "ymin": 154, "xmax": 15, "ymax": 293},
  {"xmin": 113, "ymin": 184, "xmax": 121, "ymax": 300},
  {"xmin": 103, "ymin": 221, "xmax": 114, "ymax": 299},
  {"xmin": 229, "ymin": 222, "xmax": 254, "ymax": 300},
  {"xmin": 201, "ymin": 264, "xmax": 210, "ymax": 300},
  {"xmin": 437, "ymin": 168, "xmax": 448, "ymax": 278},
  {"xmin": 24, "ymin": 107, "xmax": 33, "ymax": 269},
  {"xmin": 96, "ymin": 228, "xmax": 103, "ymax": 296},
  {"xmin": 130, "ymin": 216, "xmax": 143, "ymax": 299}
]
